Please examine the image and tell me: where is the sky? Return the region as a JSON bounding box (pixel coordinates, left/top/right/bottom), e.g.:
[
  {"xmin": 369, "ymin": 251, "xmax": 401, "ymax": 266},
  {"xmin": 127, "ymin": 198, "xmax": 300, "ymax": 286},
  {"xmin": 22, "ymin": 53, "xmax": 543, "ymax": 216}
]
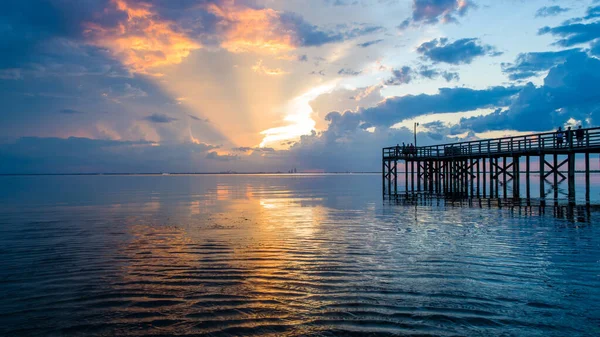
[{"xmin": 1, "ymin": 0, "xmax": 600, "ymax": 173}]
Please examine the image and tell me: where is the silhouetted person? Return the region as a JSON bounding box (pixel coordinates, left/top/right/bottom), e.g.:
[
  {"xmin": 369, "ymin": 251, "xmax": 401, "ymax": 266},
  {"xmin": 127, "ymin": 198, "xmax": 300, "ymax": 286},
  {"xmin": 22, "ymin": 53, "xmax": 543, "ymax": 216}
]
[
  {"xmin": 402, "ymin": 142, "xmax": 406, "ymax": 155},
  {"xmin": 566, "ymin": 126, "xmax": 572, "ymax": 147},
  {"xmin": 576, "ymin": 125, "xmax": 584, "ymax": 146},
  {"xmin": 395, "ymin": 143, "xmax": 400, "ymax": 156},
  {"xmin": 556, "ymin": 127, "xmax": 564, "ymax": 147}
]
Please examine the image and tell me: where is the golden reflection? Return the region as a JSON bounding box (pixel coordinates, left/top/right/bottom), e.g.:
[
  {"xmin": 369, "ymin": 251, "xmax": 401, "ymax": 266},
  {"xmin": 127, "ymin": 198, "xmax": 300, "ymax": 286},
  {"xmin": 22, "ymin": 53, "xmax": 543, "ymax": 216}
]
[{"xmin": 113, "ymin": 182, "xmax": 335, "ymax": 333}]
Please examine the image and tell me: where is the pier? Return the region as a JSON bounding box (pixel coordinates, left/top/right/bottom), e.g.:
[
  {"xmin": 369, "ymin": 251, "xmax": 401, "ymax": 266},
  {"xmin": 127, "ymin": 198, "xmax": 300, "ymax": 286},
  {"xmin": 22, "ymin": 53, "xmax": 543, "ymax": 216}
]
[{"xmin": 382, "ymin": 127, "xmax": 600, "ymax": 209}]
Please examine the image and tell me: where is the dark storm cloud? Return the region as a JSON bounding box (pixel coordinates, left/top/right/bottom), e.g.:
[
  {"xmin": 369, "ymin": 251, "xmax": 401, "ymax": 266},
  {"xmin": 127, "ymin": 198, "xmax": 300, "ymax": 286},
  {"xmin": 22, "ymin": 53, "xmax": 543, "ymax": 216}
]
[
  {"xmin": 144, "ymin": 114, "xmax": 178, "ymax": 123},
  {"xmin": 539, "ymin": 21, "xmax": 600, "ymax": 47},
  {"xmin": 535, "ymin": 6, "xmax": 570, "ymax": 18},
  {"xmin": 399, "ymin": 0, "xmax": 476, "ymax": 29},
  {"xmin": 501, "ymin": 48, "xmax": 583, "ymax": 80},
  {"xmin": 357, "ymin": 39, "xmax": 384, "ymax": 48},
  {"xmin": 460, "ymin": 53, "xmax": 600, "ymax": 132},
  {"xmin": 417, "ymin": 38, "xmax": 501, "ymax": 64},
  {"xmin": 362, "ymin": 85, "xmax": 521, "ymax": 126}
]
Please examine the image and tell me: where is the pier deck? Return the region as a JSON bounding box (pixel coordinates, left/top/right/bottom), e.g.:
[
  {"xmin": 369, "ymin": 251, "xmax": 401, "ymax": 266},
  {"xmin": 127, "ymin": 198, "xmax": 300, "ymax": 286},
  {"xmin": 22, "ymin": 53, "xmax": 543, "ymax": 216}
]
[{"xmin": 382, "ymin": 127, "xmax": 600, "ymax": 208}]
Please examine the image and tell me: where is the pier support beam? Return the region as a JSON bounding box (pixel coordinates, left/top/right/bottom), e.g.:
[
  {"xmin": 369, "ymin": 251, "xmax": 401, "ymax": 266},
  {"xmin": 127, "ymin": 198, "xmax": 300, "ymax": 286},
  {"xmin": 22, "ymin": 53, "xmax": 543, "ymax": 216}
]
[
  {"xmin": 568, "ymin": 152, "xmax": 575, "ymax": 207},
  {"xmin": 483, "ymin": 157, "xmax": 487, "ymax": 198},
  {"xmin": 526, "ymin": 156, "xmax": 530, "ymax": 206},
  {"xmin": 553, "ymin": 153, "xmax": 558, "ymax": 205},
  {"xmin": 540, "ymin": 154, "xmax": 545, "ymax": 208},
  {"xmin": 585, "ymin": 153, "xmax": 590, "ymax": 210},
  {"xmin": 513, "ymin": 156, "xmax": 520, "ymax": 202}
]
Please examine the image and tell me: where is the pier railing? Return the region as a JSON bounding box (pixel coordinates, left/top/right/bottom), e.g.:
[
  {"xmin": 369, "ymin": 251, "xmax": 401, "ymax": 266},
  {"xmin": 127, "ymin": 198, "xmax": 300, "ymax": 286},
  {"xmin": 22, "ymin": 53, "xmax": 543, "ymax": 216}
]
[{"xmin": 384, "ymin": 127, "xmax": 600, "ymax": 159}]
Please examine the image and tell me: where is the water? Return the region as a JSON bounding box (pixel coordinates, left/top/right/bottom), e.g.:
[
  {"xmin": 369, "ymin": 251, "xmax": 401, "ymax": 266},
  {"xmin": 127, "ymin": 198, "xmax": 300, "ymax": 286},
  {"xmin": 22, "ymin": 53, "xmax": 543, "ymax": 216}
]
[{"xmin": 0, "ymin": 174, "xmax": 599, "ymax": 336}]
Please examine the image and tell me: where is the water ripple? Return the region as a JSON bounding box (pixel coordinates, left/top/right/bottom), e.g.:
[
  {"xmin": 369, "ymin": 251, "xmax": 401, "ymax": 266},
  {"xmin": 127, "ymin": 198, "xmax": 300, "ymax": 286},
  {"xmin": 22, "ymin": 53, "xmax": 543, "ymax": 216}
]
[{"xmin": 0, "ymin": 174, "xmax": 599, "ymax": 336}]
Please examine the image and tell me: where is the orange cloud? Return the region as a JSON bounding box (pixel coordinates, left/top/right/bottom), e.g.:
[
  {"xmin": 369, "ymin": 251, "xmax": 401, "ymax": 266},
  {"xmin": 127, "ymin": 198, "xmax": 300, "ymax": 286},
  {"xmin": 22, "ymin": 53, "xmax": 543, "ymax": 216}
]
[
  {"xmin": 84, "ymin": 0, "xmax": 200, "ymax": 75},
  {"xmin": 206, "ymin": 1, "xmax": 296, "ymax": 54},
  {"xmin": 251, "ymin": 60, "xmax": 288, "ymax": 75}
]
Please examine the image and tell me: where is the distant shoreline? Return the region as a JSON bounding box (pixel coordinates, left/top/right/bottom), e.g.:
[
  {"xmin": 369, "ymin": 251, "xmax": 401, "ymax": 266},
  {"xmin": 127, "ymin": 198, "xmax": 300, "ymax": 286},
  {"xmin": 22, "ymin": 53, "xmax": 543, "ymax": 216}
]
[
  {"xmin": 1, "ymin": 171, "xmax": 599, "ymax": 176},
  {"xmin": 0, "ymin": 172, "xmax": 382, "ymax": 176}
]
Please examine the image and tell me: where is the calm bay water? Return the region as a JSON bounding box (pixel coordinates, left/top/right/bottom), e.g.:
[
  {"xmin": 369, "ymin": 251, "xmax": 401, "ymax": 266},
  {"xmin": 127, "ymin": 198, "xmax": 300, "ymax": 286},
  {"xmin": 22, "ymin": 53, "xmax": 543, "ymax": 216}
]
[{"xmin": 0, "ymin": 174, "xmax": 599, "ymax": 336}]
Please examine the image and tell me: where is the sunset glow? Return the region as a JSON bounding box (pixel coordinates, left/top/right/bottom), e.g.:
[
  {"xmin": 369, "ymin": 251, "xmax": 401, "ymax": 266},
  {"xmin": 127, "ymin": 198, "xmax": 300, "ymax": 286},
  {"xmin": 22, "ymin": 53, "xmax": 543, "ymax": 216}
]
[{"xmin": 2, "ymin": 0, "xmax": 599, "ymax": 173}]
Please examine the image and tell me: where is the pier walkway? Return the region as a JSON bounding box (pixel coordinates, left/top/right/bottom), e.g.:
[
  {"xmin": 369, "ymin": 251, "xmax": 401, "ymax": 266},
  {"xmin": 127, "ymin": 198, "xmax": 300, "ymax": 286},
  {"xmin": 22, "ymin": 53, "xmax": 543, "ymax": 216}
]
[{"xmin": 382, "ymin": 127, "xmax": 600, "ymax": 208}]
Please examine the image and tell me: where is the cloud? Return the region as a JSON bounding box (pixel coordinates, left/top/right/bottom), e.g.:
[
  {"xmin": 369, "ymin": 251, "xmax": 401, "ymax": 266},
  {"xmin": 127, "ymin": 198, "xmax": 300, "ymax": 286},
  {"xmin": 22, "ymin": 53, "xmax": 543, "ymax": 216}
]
[
  {"xmin": 417, "ymin": 65, "xmax": 460, "ymax": 82},
  {"xmin": 362, "ymin": 85, "xmax": 521, "ymax": 127},
  {"xmin": 441, "ymin": 71, "xmax": 460, "ymax": 82},
  {"xmin": 501, "ymin": 48, "xmax": 583, "ymax": 80},
  {"xmin": 104, "ymin": 83, "xmax": 148, "ymax": 102},
  {"xmin": 282, "ymin": 111, "xmax": 460, "ymax": 172},
  {"xmin": 0, "ymin": 137, "xmax": 224, "ymax": 173},
  {"xmin": 399, "ymin": 0, "xmax": 476, "ymax": 29},
  {"xmin": 206, "ymin": 151, "xmax": 239, "ymax": 161},
  {"xmin": 252, "ymin": 60, "xmax": 288, "ymax": 75},
  {"xmin": 417, "ymin": 37, "xmax": 501, "ymax": 64},
  {"xmin": 83, "ymin": 0, "xmax": 201, "ymax": 75},
  {"xmin": 232, "ymin": 146, "xmax": 275, "ymax": 153},
  {"xmin": 188, "ymin": 115, "xmax": 209, "ymax": 122},
  {"xmin": 338, "ymin": 68, "xmax": 362, "ymax": 76},
  {"xmin": 585, "ymin": 5, "xmax": 600, "ymax": 20},
  {"xmin": 460, "ymin": 52, "xmax": 600, "ymax": 132},
  {"xmin": 144, "ymin": 113, "xmax": 177, "ymax": 123},
  {"xmin": 59, "ymin": 109, "xmax": 85, "ymax": 114},
  {"xmin": 357, "ymin": 39, "xmax": 384, "ymax": 48},
  {"xmin": 384, "ymin": 65, "xmax": 460, "ymax": 85},
  {"xmin": 535, "ymin": 6, "xmax": 570, "ymax": 18},
  {"xmin": 0, "ymin": 69, "xmax": 22, "ymax": 80},
  {"xmin": 298, "ymin": 54, "xmax": 308, "ymax": 62},
  {"xmin": 385, "ymin": 66, "xmax": 413, "ymax": 85},
  {"xmin": 538, "ymin": 21, "xmax": 600, "ymax": 47},
  {"xmin": 206, "ymin": 2, "xmax": 383, "ymax": 54}
]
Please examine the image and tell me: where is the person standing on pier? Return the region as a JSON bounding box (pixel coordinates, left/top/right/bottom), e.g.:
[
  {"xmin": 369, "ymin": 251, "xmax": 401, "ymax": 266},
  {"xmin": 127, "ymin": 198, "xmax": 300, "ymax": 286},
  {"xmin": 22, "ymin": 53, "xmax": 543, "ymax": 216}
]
[
  {"xmin": 576, "ymin": 126, "xmax": 584, "ymax": 146},
  {"xmin": 556, "ymin": 127, "xmax": 564, "ymax": 147},
  {"xmin": 566, "ymin": 126, "xmax": 573, "ymax": 147}
]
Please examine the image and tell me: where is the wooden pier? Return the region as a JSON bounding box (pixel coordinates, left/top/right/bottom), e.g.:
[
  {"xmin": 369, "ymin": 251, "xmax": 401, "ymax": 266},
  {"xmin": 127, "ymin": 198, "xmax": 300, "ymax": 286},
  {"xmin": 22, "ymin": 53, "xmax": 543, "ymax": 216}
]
[{"xmin": 382, "ymin": 127, "xmax": 600, "ymax": 209}]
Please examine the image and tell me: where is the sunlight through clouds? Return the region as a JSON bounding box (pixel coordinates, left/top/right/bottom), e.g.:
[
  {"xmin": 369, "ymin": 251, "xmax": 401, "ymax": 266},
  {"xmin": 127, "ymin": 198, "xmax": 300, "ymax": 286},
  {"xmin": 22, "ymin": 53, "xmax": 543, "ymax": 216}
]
[{"xmin": 260, "ymin": 82, "xmax": 338, "ymax": 148}]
